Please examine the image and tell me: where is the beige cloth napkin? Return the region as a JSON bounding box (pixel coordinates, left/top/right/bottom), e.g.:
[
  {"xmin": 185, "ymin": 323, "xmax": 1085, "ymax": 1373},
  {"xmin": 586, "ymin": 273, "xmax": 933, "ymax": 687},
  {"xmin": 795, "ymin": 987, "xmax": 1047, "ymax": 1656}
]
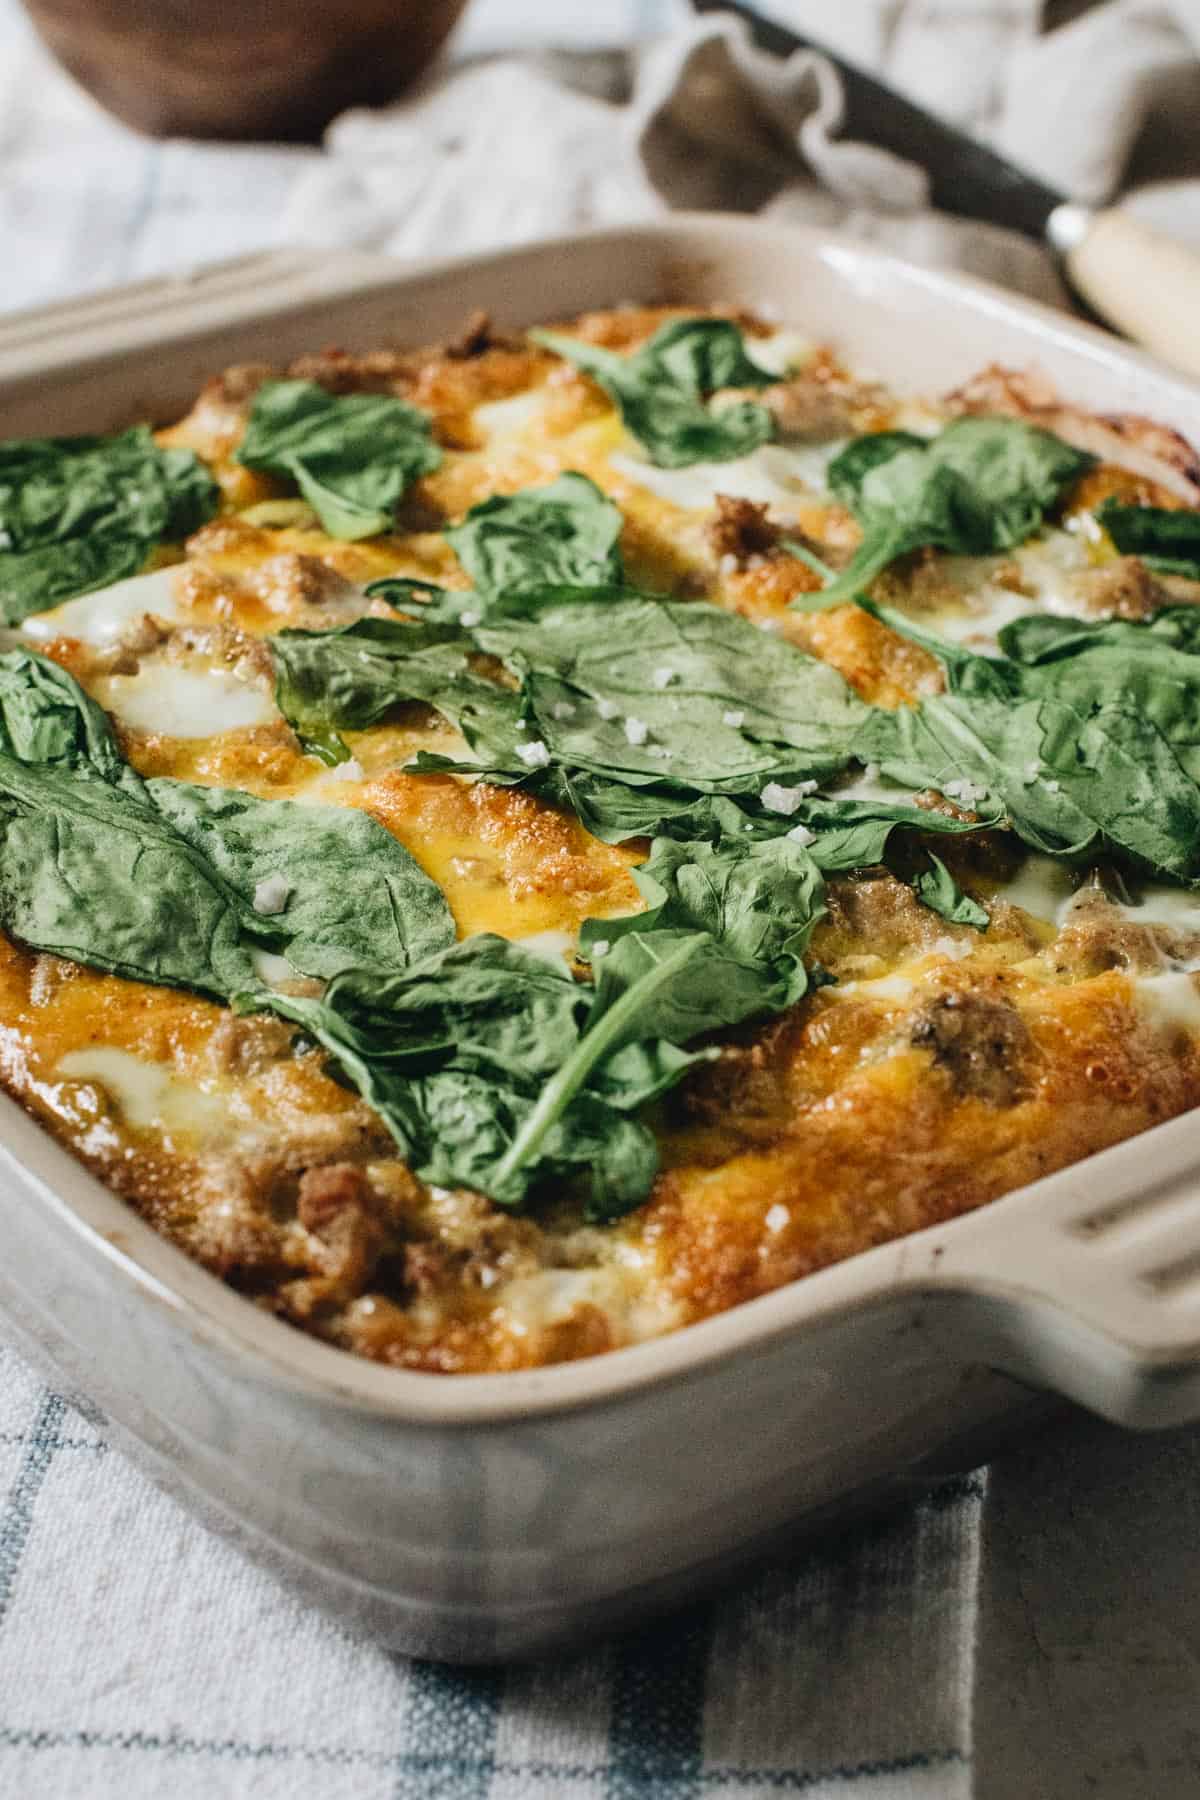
[{"xmin": 280, "ymin": 2, "xmax": 1200, "ymax": 306}]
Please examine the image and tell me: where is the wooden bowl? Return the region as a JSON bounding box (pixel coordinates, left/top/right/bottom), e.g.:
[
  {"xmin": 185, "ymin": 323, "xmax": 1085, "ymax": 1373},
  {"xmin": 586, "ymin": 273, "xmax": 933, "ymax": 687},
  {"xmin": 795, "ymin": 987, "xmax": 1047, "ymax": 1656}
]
[{"xmin": 21, "ymin": 0, "xmax": 471, "ymax": 140}]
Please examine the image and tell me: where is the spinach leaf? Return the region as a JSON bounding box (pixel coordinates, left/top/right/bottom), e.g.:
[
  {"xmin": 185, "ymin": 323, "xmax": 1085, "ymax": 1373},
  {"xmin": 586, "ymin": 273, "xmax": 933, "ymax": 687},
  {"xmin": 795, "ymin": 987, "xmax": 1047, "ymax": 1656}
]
[
  {"xmin": 580, "ymin": 834, "xmax": 824, "ymax": 1007},
  {"xmin": 0, "ymin": 427, "xmax": 218, "ymax": 624},
  {"xmin": 0, "ymin": 647, "xmax": 129, "ymax": 780},
  {"xmin": 446, "ymin": 471, "xmax": 625, "ymax": 596},
  {"xmin": 804, "ymin": 417, "xmax": 1095, "ymax": 609},
  {"xmin": 234, "ymin": 380, "xmax": 441, "ymax": 541},
  {"xmin": 0, "ymin": 649, "xmax": 455, "ymax": 994},
  {"xmin": 147, "ymin": 781, "xmax": 455, "ymax": 983},
  {"xmin": 488, "ymin": 832, "xmax": 828, "ymax": 1214},
  {"xmin": 472, "ymin": 590, "xmax": 870, "ymax": 794},
  {"xmin": 543, "ymin": 769, "xmax": 760, "ymax": 846},
  {"xmin": 529, "ymin": 318, "xmax": 776, "ymax": 468},
  {"xmin": 996, "ymin": 608, "xmax": 1200, "ymax": 786},
  {"xmin": 861, "ymin": 607, "xmax": 1200, "ymax": 880},
  {"xmin": 911, "ymin": 853, "xmax": 991, "ymax": 929},
  {"xmin": 280, "ymin": 585, "xmax": 871, "ymax": 799},
  {"xmin": 1096, "ymin": 498, "xmax": 1200, "ymax": 579},
  {"xmin": 0, "ymin": 755, "xmax": 263, "ymax": 994},
  {"xmin": 271, "ymin": 614, "xmax": 524, "ymax": 768},
  {"xmin": 367, "ymin": 472, "xmax": 625, "ymax": 625},
  {"xmin": 269, "ymin": 939, "xmax": 669, "ymax": 1218},
  {"xmin": 785, "ymin": 792, "xmax": 996, "ymax": 928}
]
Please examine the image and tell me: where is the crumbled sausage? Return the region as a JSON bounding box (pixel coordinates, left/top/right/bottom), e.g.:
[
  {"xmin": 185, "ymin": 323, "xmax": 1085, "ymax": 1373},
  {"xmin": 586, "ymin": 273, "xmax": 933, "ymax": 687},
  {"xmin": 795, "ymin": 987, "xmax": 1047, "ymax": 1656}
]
[
  {"xmin": 205, "ymin": 1012, "xmax": 296, "ymax": 1078},
  {"xmin": 760, "ymin": 376, "xmax": 854, "ymax": 439},
  {"xmin": 911, "ymin": 993, "xmax": 1032, "ymax": 1105},
  {"xmin": 1072, "ymin": 556, "xmax": 1177, "ymax": 620},
  {"xmin": 295, "ymin": 1163, "xmax": 389, "ymax": 1304},
  {"xmin": 210, "ymin": 362, "xmax": 278, "ymax": 405},
  {"xmin": 706, "ymin": 495, "xmax": 779, "ymax": 567},
  {"xmin": 443, "ymin": 309, "xmax": 514, "ymax": 359},
  {"xmin": 286, "ymin": 346, "xmax": 410, "ymax": 396},
  {"xmin": 89, "ymin": 612, "xmax": 173, "ymax": 675},
  {"xmin": 246, "ymin": 553, "xmax": 360, "ymax": 613}
]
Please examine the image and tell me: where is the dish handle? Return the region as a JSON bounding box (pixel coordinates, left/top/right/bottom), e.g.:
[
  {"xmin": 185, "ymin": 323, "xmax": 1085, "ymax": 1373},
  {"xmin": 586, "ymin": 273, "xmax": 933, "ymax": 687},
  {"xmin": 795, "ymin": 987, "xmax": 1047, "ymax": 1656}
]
[{"xmin": 921, "ymin": 1110, "xmax": 1200, "ymax": 1429}]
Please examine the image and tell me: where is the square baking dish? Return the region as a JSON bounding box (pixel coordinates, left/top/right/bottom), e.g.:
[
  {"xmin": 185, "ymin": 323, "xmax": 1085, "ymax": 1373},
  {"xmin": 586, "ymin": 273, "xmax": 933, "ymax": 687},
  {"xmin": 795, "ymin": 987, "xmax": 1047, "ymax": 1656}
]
[{"xmin": 4, "ymin": 215, "xmax": 1200, "ymax": 1663}]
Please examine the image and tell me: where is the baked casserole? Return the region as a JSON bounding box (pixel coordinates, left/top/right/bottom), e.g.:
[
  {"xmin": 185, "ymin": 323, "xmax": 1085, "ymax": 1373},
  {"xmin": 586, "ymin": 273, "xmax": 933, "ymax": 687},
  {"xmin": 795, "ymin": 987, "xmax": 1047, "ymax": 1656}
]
[{"xmin": 4, "ymin": 303, "xmax": 1200, "ymax": 1373}]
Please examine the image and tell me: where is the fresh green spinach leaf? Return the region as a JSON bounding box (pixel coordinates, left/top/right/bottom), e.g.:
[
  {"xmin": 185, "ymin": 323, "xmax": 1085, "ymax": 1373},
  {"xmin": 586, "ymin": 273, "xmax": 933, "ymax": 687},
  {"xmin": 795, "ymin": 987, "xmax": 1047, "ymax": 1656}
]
[
  {"xmin": 861, "ymin": 606, "xmax": 1200, "ymax": 880},
  {"xmin": 234, "ymin": 380, "xmax": 441, "ymax": 541},
  {"xmin": 446, "ymin": 471, "xmax": 625, "ymax": 595},
  {"xmin": 529, "ymin": 318, "xmax": 776, "ymax": 467},
  {"xmin": 1096, "ymin": 497, "xmax": 1200, "ymax": 580},
  {"xmin": 271, "ymin": 614, "xmax": 525, "ymax": 768},
  {"xmin": 472, "ymin": 590, "xmax": 871, "ymax": 793},
  {"xmin": 0, "ymin": 649, "xmax": 455, "ymax": 994},
  {"xmin": 911, "ymin": 853, "xmax": 991, "ymax": 929},
  {"xmin": 489, "ymin": 832, "xmax": 828, "ymax": 1213},
  {"xmin": 0, "ymin": 427, "xmax": 218, "ymax": 625},
  {"xmin": 268, "ymin": 938, "xmax": 669, "ymax": 1218},
  {"xmin": 280, "ymin": 583, "xmax": 871, "ymax": 799},
  {"xmin": 802, "ymin": 417, "xmax": 1095, "ymax": 609}
]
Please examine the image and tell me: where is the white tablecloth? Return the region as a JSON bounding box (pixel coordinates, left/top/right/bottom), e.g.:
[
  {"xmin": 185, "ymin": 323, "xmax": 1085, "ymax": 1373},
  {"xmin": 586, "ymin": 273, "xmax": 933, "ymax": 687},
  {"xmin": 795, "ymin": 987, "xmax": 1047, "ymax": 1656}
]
[{"xmin": 3, "ymin": 3, "xmax": 1200, "ymax": 1795}]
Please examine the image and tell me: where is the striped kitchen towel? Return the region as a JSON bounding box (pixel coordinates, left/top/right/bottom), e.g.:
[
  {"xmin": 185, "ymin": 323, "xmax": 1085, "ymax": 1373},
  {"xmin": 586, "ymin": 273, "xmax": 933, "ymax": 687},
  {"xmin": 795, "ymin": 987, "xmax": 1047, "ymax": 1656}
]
[{"xmin": 0, "ymin": 1339, "xmax": 983, "ymax": 1798}]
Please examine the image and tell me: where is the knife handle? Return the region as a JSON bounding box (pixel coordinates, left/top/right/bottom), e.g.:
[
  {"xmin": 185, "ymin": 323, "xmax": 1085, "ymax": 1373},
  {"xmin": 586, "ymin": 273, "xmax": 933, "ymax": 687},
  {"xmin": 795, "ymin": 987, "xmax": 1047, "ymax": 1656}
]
[{"xmin": 1054, "ymin": 205, "xmax": 1200, "ymax": 381}]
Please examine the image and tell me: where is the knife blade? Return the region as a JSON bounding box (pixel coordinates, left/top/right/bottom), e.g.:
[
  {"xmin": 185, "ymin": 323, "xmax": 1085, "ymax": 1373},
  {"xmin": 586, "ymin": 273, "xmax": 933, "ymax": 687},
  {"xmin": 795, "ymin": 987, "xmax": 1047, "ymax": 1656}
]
[
  {"xmin": 690, "ymin": 0, "xmax": 1200, "ymax": 379},
  {"xmin": 691, "ymin": 0, "xmax": 1066, "ymax": 241}
]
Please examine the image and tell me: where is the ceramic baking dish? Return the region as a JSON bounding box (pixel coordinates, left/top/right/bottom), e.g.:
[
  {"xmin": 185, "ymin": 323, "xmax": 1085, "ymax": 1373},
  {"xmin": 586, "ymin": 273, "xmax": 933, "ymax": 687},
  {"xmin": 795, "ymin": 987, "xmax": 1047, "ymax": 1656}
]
[{"xmin": 5, "ymin": 216, "xmax": 1200, "ymax": 1663}]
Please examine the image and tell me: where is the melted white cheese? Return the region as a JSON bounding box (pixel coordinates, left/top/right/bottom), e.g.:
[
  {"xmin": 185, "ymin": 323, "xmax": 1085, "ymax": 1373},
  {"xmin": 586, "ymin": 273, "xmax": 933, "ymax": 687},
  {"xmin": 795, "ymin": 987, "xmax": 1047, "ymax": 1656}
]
[
  {"xmin": 919, "ymin": 531, "xmax": 1091, "ymax": 651},
  {"xmin": 514, "ymin": 929, "xmax": 577, "ymax": 965},
  {"xmin": 746, "ymin": 329, "xmax": 814, "ymax": 377},
  {"xmin": 1113, "ymin": 887, "xmax": 1200, "ymax": 933},
  {"xmin": 610, "ymin": 440, "xmax": 841, "ymax": 513},
  {"xmin": 833, "ymin": 767, "xmax": 917, "ymax": 805},
  {"xmin": 1135, "ymin": 971, "xmax": 1200, "ymax": 1037},
  {"xmin": 21, "ymin": 565, "xmax": 182, "ymax": 645},
  {"xmin": 57, "ymin": 1048, "xmax": 227, "ymax": 1140},
  {"xmin": 249, "ymin": 948, "xmax": 299, "ymax": 990},
  {"xmin": 994, "ymin": 859, "xmax": 1200, "ymax": 941},
  {"xmin": 473, "ymin": 389, "xmax": 550, "ymax": 438},
  {"xmin": 497, "ymin": 1266, "xmax": 680, "ymax": 1344},
  {"xmin": 993, "ymin": 856, "xmax": 1079, "ymax": 925},
  {"xmin": 838, "ymin": 971, "xmax": 920, "ymax": 1004},
  {"xmin": 93, "ymin": 662, "xmax": 278, "ymax": 738}
]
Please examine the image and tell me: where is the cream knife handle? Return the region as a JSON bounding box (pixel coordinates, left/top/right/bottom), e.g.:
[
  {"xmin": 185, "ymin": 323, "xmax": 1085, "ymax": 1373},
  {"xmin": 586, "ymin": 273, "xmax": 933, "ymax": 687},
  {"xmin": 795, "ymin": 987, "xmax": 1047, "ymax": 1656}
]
[{"xmin": 1051, "ymin": 203, "xmax": 1200, "ymax": 378}]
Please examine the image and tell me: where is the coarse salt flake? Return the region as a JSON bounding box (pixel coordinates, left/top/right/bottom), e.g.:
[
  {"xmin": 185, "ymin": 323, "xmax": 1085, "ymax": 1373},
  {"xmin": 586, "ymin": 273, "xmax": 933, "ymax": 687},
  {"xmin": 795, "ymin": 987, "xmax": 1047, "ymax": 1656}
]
[
  {"xmin": 589, "ymin": 940, "xmax": 610, "ymax": 958},
  {"xmin": 786, "ymin": 823, "xmax": 816, "ymax": 846},
  {"xmin": 459, "ymin": 610, "xmax": 481, "ymax": 627},
  {"xmin": 330, "ymin": 757, "xmax": 365, "ymax": 782},
  {"xmin": 624, "ymin": 716, "xmax": 649, "ymax": 746},
  {"xmin": 765, "ymin": 1204, "xmax": 790, "ymax": 1233},
  {"xmin": 652, "ymin": 666, "xmax": 676, "ymax": 689},
  {"xmin": 761, "ymin": 783, "xmax": 803, "ymax": 814},
  {"xmin": 596, "ymin": 698, "xmax": 618, "ymax": 720},
  {"xmin": 516, "ymin": 739, "xmax": 552, "ymax": 769},
  {"xmin": 723, "ymin": 709, "xmax": 745, "ymax": 727},
  {"xmin": 252, "ymin": 873, "xmax": 292, "ymax": 916}
]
